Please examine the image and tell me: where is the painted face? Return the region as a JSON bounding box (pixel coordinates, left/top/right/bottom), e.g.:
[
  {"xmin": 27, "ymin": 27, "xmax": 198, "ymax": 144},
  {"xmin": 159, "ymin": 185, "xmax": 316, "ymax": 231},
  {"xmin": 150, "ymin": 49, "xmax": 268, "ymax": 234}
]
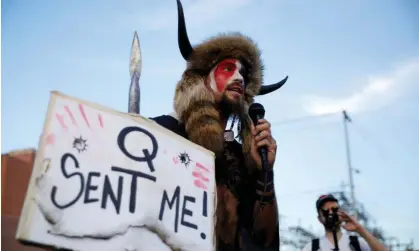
[{"xmin": 208, "ymin": 59, "xmax": 245, "ymax": 96}]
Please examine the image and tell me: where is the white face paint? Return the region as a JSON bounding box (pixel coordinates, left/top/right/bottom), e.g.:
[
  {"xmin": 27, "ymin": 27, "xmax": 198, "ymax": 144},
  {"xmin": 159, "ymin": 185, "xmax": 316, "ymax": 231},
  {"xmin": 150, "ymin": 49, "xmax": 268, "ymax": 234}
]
[{"xmin": 208, "ymin": 59, "xmax": 244, "ymax": 94}]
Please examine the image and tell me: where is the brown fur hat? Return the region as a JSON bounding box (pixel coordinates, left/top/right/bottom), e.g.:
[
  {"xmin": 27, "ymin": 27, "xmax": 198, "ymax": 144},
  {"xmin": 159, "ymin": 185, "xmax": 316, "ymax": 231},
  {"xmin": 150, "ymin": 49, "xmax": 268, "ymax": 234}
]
[{"xmin": 173, "ymin": 0, "xmax": 287, "ymax": 155}]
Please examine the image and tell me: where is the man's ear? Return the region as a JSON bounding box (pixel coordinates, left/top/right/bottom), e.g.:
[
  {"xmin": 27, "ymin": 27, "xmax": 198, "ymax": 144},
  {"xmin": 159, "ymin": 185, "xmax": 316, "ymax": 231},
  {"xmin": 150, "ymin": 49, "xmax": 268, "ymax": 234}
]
[{"xmin": 317, "ymin": 214, "xmax": 322, "ymax": 223}]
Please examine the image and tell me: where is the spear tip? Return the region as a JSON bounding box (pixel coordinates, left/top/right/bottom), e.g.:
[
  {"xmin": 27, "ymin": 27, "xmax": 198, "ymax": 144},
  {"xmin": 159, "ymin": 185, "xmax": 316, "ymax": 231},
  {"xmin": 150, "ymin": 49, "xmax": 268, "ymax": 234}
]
[{"xmin": 129, "ymin": 31, "xmax": 142, "ymax": 77}]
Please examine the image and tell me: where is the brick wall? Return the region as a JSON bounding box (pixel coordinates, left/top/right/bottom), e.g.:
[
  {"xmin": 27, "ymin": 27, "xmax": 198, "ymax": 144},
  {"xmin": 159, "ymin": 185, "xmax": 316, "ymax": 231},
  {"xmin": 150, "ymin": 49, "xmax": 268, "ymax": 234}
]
[
  {"xmin": 1, "ymin": 148, "xmax": 51, "ymax": 251},
  {"xmin": 1, "ymin": 148, "xmax": 36, "ymax": 216}
]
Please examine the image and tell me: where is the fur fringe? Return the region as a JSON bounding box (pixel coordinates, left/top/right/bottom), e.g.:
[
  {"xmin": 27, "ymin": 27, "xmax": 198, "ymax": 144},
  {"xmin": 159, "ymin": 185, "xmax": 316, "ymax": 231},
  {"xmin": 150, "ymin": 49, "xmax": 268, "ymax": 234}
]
[
  {"xmin": 216, "ymin": 185, "xmax": 238, "ymax": 245},
  {"xmin": 174, "ymin": 71, "xmax": 225, "ymax": 154}
]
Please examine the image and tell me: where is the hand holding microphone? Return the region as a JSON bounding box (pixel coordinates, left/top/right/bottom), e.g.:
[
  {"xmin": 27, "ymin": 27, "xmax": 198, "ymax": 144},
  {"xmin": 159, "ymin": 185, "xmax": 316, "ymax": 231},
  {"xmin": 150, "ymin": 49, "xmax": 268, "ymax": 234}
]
[{"xmin": 248, "ymin": 103, "xmax": 277, "ymax": 171}]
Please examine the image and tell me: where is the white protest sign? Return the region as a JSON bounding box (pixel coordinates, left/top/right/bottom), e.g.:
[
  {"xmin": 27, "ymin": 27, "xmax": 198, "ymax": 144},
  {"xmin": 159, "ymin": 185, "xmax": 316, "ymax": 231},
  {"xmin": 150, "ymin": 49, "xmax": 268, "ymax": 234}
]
[{"xmin": 16, "ymin": 91, "xmax": 216, "ymax": 251}]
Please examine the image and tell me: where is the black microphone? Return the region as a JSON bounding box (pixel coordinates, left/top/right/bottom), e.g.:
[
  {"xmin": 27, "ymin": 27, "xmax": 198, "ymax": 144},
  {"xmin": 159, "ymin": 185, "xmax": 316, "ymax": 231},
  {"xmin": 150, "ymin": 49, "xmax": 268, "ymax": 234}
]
[{"xmin": 248, "ymin": 103, "xmax": 269, "ymax": 171}]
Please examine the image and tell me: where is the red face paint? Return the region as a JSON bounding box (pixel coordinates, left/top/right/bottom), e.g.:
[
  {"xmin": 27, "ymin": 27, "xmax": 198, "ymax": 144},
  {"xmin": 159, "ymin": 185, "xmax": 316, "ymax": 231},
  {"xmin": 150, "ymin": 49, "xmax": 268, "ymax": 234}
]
[{"xmin": 213, "ymin": 59, "xmax": 239, "ymax": 92}]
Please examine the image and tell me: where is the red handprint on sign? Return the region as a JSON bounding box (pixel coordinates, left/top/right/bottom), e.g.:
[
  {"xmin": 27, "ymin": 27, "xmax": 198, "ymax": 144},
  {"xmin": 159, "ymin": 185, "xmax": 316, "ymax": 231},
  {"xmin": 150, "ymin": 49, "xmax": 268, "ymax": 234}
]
[
  {"xmin": 46, "ymin": 103, "xmax": 104, "ymax": 153},
  {"xmin": 193, "ymin": 162, "xmax": 210, "ymax": 191}
]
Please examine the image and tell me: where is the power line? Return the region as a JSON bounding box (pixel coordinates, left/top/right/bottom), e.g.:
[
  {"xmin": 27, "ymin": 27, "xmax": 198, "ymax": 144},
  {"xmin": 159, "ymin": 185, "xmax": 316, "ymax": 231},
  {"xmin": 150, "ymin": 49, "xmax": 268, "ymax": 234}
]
[{"xmin": 271, "ymin": 112, "xmax": 339, "ymax": 126}]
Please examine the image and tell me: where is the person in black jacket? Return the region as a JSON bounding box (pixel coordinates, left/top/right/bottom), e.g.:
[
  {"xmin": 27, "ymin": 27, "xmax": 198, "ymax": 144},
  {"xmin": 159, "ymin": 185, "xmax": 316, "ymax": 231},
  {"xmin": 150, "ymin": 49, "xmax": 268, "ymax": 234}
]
[{"xmin": 150, "ymin": 1, "xmax": 289, "ymax": 250}]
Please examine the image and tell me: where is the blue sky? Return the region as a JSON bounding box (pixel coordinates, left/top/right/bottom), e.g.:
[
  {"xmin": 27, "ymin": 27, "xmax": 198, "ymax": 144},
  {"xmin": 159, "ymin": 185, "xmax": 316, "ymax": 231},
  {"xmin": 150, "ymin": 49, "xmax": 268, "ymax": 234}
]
[{"xmin": 2, "ymin": 0, "xmax": 419, "ymax": 247}]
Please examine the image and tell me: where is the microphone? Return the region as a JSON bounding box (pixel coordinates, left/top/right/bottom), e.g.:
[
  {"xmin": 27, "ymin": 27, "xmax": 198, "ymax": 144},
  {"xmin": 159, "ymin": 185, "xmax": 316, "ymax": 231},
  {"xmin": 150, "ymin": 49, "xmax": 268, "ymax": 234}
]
[{"xmin": 248, "ymin": 103, "xmax": 270, "ymax": 171}]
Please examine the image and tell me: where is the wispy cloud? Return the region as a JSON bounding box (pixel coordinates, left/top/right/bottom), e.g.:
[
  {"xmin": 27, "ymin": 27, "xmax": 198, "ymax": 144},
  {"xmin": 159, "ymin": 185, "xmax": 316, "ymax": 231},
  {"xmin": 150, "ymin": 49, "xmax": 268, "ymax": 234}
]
[
  {"xmin": 135, "ymin": 0, "xmax": 253, "ymax": 32},
  {"xmin": 302, "ymin": 56, "xmax": 419, "ymax": 115}
]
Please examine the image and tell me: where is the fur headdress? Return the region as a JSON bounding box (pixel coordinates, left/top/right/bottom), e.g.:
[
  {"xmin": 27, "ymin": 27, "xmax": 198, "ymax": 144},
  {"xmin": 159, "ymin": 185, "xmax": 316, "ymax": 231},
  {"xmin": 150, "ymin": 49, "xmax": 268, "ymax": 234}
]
[{"xmin": 173, "ymin": 0, "xmax": 288, "ymax": 155}]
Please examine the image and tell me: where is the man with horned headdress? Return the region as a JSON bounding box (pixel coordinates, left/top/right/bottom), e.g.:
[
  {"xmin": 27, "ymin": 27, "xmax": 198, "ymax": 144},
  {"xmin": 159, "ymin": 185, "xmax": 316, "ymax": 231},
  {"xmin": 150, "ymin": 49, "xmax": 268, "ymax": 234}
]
[{"xmin": 150, "ymin": 1, "xmax": 288, "ymax": 250}]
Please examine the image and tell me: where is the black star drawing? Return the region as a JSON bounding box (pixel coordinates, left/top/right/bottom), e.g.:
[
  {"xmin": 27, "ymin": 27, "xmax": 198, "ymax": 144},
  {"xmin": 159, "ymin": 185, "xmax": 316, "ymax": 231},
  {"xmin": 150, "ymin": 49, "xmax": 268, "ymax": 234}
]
[
  {"xmin": 73, "ymin": 136, "xmax": 88, "ymax": 153},
  {"xmin": 178, "ymin": 152, "xmax": 192, "ymax": 168}
]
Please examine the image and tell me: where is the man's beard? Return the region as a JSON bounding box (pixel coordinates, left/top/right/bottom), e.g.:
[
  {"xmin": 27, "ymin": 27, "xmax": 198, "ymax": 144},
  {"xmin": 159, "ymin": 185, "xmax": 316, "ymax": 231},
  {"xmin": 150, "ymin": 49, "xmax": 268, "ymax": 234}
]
[
  {"xmin": 322, "ymin": 221, "xmax": 341, "ymax": 233},
  {"xmin": 219, "ymin": 92, "xmax": 244, "ymax": 119}
]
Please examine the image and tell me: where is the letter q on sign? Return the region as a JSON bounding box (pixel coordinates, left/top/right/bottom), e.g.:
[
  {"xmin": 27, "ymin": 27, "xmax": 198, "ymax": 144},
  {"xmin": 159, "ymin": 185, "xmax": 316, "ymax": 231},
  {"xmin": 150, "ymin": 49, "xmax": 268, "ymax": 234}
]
[{"xmin": 117, "ymin": 126, "xmax": 159, "ymax": 163}]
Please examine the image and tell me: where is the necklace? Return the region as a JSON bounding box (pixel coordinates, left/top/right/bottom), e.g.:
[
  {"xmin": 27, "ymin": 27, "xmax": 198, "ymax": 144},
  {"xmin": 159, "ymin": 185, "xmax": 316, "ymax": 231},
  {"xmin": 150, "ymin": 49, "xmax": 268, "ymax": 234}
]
[{"xmin": 224, "ymin": 114, "xmax": 237, "ymax": 142}]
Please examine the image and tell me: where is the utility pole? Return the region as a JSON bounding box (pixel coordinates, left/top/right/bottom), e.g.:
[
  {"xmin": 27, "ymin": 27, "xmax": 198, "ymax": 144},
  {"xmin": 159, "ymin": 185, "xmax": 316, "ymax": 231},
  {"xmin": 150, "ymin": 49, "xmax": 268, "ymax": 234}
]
[{"xmin": 342, "ymin": 110, "xmax": 357, "ymax": 218}]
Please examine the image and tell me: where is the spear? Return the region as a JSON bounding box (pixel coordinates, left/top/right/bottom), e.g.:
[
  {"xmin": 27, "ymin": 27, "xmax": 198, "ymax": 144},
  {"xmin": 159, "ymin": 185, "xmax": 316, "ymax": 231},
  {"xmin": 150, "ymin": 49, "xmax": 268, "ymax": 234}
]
[{"xmin": 128, "ymin": 31, "xmax": 142, "ymax": 114}]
